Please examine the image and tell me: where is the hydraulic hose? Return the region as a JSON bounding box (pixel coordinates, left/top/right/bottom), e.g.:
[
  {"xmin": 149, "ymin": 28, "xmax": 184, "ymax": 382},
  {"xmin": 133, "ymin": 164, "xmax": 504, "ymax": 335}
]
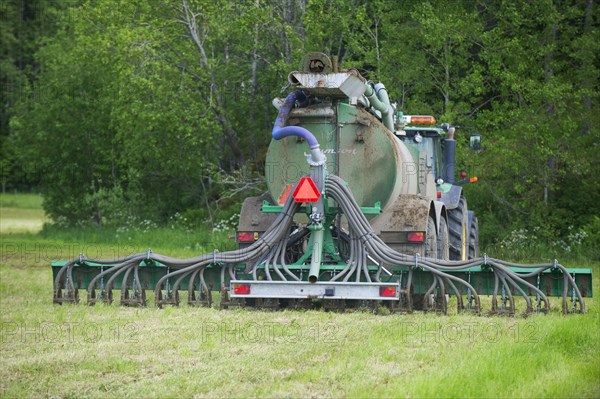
[{"xmin": 55, "ymin": 169, "xmax": 584, "ymax": 314}]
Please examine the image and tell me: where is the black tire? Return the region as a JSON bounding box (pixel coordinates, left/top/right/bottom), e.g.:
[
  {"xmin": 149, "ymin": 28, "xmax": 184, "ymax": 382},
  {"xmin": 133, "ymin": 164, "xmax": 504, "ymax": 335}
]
[
  {"xmin": 424, "ymin": 215, "xmax": 437, "ymax": 258},
  {"xmin": 468, "ymin": 212, "xmax": 479, "ymax": 259},
  {"xmin": 448, "ymin": 196, "xmax": 468, "ymax": 260},
  {"xmin": 437, "ymin": 217, "xmax": 450, "ymax": 261}
]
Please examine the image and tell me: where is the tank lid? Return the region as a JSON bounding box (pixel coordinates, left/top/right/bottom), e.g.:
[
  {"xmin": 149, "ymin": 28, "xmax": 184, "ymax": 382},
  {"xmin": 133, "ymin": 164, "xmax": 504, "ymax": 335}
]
[{"xmin": 288, "ymin": 71, "xmax": 366, "ymax": 104}]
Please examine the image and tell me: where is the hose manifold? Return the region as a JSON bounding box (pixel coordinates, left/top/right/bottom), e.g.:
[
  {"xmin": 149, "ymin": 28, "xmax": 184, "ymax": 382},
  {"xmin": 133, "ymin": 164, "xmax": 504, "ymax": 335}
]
[{"xmin": 307, "ymin": 149, "xmax": 326, "ymax": 166}]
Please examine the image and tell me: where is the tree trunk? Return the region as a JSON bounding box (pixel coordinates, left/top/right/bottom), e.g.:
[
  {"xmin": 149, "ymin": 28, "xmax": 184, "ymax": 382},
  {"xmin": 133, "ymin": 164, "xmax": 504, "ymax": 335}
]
[{"xmin": 180, "ymin": 0, "xmax": 243, "ymax": 169}]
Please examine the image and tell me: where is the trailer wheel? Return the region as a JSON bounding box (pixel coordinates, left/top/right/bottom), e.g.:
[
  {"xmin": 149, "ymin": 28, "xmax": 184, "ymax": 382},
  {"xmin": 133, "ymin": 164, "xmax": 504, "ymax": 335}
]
[
  {"xmin": 468, "ymin": 213, "xmax": 479, "ymax": 259},
  {"xmin": 424, "ymin": 215, "xmax": 437, "ymax": 258},
  {"xmin": 448, "ymin": 196, "xmax": 468, "ymax": 260},
  {"xmin": 437, "ymin": 217, "xmax": 450, "ymax": 261}
]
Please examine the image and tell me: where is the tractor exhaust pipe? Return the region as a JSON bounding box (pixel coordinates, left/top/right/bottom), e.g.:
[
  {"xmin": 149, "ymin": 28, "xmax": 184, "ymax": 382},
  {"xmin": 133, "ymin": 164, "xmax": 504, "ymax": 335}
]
[{"xmin": 444, "ymin": 126, "xmax": 456, "ymax": 183}]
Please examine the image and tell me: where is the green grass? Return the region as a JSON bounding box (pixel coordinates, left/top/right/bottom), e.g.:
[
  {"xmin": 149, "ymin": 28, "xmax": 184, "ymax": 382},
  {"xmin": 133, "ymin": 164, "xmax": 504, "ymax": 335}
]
[
  {"xmin": 1, "ymin": 194, "xmax": 599, "ymax": 398},
  {"xmin": 0, "ymin": 193, "xmax": 49, "ymax": 234},
  {"xmin": 0, "ymin": 193, "xmax": 44, "ymax": 209},
  {"xmin": 32, "ymin": 224, "xmax": 234, "ymax": 260}
]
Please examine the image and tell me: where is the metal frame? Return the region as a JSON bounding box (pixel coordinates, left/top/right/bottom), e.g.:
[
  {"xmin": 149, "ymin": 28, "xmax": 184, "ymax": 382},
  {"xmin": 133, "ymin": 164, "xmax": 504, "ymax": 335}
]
[{"xmin": 230, "ymin": 280, "xmax": 400, "ymax": 300}]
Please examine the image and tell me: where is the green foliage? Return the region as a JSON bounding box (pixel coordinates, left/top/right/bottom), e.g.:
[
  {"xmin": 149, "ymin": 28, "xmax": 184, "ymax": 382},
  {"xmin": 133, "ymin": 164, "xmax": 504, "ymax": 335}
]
[
  {"xmin": 4, "ymin": 0, "xmax": 600, "ymax": 250},
  {"xmin": 455, "ymin": 0, "xmax": 600, "ymax": 251},
  {"xmin": 1, "ymin": 0, "xmax": 82, "ymax": 192},
  {"xmin": 581, "ymin": 217, "xmax": 600, "ymax": 260},
  {"xmin": 8, "ymin": 0, "xmax": 225, "ymax": 225},
  {"xmin": 489, "ymin": 223, "xmax": 597, "ymax": 263}
]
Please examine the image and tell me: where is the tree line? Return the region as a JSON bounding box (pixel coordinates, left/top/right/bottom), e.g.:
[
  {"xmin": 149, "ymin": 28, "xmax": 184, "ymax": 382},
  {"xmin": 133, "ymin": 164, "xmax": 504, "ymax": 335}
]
[{"xmin": 1, "ymin": 0, "xmax": 598, "ymax": 249}]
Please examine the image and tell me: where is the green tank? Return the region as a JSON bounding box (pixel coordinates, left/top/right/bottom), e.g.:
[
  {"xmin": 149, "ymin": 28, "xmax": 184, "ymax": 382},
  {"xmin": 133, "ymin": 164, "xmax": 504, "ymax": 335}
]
[
  {"xmin": 259, "ymin": 52, "xmax": 440, "ymax": 253},
  {"xmin": 265, "ymin": 101, "xmax": 418, "ymax": 210}
]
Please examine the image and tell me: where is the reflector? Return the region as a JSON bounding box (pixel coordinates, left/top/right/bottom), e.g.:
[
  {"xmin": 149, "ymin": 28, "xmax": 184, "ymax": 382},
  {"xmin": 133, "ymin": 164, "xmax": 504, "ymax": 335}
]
[
  {"xmin": 237, "ymin": 232, "xmax": 255, "ymax": 242},
  {"xmin": 407, "ymin": 232, "xmax": 425, "ymax": 243},
  {"xmin": 278, "ymin": 184, "xmax": 293, "ymax": 205},
  {"xmin": 233, "ymin": 284, "xmax": 251, "ymax": 295},
  {"xmin": 292, "ymin": 177, "xmax": 321, "ymax": 203},
  {"xmin": 379, "ymin": 286, "xmax": 397, "ymax": 297}
]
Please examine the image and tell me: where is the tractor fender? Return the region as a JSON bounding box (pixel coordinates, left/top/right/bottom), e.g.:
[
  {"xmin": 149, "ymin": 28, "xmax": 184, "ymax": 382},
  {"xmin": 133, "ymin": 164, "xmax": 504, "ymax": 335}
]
[{"xmin": 440, "ymin": 184, "xmax": 462, "ymax": 210}]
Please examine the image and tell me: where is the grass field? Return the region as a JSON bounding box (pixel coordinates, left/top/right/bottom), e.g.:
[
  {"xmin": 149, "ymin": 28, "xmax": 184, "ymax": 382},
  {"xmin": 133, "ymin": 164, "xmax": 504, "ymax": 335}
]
[
  {"xmin": 1, "ymin": 193, "xmax": 599, "ymax": 398},
  {"xmin": 0, "ymin": 193, "xmax": 48, "ymax": 234}
]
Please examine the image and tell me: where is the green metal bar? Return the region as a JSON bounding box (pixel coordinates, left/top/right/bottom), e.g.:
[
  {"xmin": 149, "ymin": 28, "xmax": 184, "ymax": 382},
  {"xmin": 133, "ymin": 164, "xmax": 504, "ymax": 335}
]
[
  {"xmin": 360, "ymin": 201, "xmax": 382, "ymax": 215},
  {"xmin": 261, "ymin": 201, "xmax": 291, "ymax": 213},
  {"xmin": 261, "ymin": 201, "xmax": 381, "ymax": 215}
]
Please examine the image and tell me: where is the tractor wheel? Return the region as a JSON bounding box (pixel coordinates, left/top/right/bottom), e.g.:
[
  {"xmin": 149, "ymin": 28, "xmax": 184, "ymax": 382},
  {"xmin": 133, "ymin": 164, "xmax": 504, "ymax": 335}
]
[
  {"xmin": 468, "ymin": 212, "xmax": 479, "ymax": 259},
  {"xmin": 448, "ymin": 196, "xmax": 468, "ymax": 260},
  {"xmin": 437, "ymin": 217, "xmax": 450, "ymax": 261},
  {"xmin": 424, "ymin": 215, "xmax": 438, "ymax": 258}
]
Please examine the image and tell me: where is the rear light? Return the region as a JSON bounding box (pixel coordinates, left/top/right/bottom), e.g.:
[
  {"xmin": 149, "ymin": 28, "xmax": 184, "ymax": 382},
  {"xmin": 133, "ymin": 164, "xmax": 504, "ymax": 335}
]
[
  {"xmin": 460, "ymin": 171, "xmax": 467, "ymax": 179},
  {"xmin": 436, "ymin": 191, "xmax": 442, "ymax": 199},
  {"xmin": 407, "ymin": 232, "xmax": 425, "ymax": 243},
  {"xmin": 237, "ymin": 232, "xmax": 257, "ymax": 243},
  {"xmin": 233, "ymin": 284, "xmax": 251, "ymax": 295},
  {"xmin": 379, "ymin": 286, "xmax": 397, "ymax": 297}
]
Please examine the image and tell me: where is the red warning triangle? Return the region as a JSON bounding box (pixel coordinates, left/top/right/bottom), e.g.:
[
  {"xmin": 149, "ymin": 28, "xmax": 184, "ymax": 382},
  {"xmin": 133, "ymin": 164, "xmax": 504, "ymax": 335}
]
[{"xmin": 292, "ymin": 177, "xmax": 321, "ymax": 203}]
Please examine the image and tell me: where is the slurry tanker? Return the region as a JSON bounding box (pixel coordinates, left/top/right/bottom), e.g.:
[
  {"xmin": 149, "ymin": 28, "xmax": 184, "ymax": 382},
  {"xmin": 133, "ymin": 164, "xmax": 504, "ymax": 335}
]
[{"xmin": 52, "ymin": 53, "xmax": 591, "ymax": 314}]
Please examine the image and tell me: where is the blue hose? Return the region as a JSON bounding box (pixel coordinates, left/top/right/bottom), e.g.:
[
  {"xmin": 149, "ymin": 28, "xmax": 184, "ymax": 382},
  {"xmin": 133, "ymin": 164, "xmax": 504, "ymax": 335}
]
[{"xmin": 272, "ymin": 91, "xmax": 320, "ymax": 150}]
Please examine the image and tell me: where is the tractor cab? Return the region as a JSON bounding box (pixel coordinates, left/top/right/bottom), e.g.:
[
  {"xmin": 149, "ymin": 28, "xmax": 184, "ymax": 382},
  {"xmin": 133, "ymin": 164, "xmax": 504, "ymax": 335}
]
[{"xmin": 394, "ymin": 114, "xmax": 448, "ymax": 186}]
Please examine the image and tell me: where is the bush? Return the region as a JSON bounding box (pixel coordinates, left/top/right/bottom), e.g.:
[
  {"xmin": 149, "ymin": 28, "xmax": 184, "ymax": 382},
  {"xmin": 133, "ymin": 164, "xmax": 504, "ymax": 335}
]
[
  {"xmin": 487, "ymin": 221, "xmax": 597, "ymax": 263},
  {"xmin": 581, "ymin": 216, "xmax": 600, "ymax": 260}
]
